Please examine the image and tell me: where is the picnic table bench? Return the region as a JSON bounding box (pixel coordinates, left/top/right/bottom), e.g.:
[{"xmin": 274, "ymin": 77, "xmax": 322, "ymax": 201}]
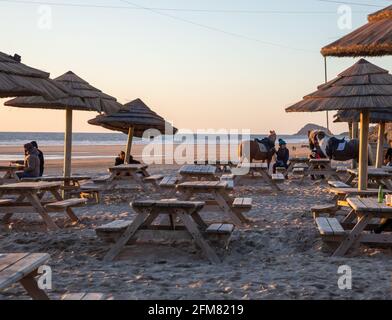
[
  {"xmin": 176, "ymin": 181, "xmax": 251, "ymax": 226},
  {"xmin": 0, "ymin": 253, "xmax": 50, "ymax": 300},
  {"xmin": 345, "ymin": 168, "xmax": 392, "ymax": 189},
  {"xmin": 0, "ymin": 182, "xmax": 87, "ymax": 230},
  {"xmin": 100, "ymin": 200, "xmax": 234, "ymax": 264},
  {"xmin": 234, "ymin": 163, "xmax": 283, "ymax": 191},
  {"xmin": 316, "ymin": 197, "xmax": 392, "ymax": 256}
]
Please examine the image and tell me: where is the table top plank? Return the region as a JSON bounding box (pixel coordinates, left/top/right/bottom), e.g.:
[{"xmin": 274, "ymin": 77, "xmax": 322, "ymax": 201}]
[
  {"xmin": 0, "ymin": 181, "xmax": 62, "ymax": 191},
  {"xmin": 328, "ymin": 188, "xmax": 391, "ymax": 196},
  {"xmin": 347, "ymin": 168, "xmax": 392, "ymax": 178},
  {"xmin": 179, "ymin": 165, "xmax": 216, "ymax": 176},
  {"xmin": 0, "ymin": 253, "xmax": 50, "ymax": 290},
  {"xmin": 347, "ymin": 197, "xmax": 392, "ymax": 213}
]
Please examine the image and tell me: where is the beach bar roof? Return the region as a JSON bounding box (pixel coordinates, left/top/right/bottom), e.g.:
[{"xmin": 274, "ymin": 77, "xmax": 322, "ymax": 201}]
[
  {"xmin": 321, "ymin": 5, "xmax": 392, "ymax": 57},
  {"xmin": 5, "ymin": 71, "xmax": 123, "ymax": 179},
  {"xmin": 286, "ymin": 59, "xmax": 392, "ymax": 190},
  {"xmin": 88, "ymin": 98, "xmax": 177, "ymax": 163},
  {"xmin": 0, "ymin": 51, "xmax": 68, "ymax": 99}
]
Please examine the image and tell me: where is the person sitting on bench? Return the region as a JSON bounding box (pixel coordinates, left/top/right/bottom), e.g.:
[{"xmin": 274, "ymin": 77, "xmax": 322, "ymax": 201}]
[
  {"xmin": 273, "ymin": 139, "xmax": 289, "ymax": 174},
  {"xmin": 16, "ymin": 143, "xmax": 41, "ymax": 179}
]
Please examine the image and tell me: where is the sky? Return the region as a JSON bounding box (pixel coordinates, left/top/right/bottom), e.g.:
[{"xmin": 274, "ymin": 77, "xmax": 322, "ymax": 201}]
[{"xmin": 0, "ymin": 0, "xmax": 392, "ymax": 135}]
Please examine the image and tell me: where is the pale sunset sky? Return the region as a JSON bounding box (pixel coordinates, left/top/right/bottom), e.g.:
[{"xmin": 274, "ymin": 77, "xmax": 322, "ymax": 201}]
[{"xmin": 1, "ymin": 0, "xmax": 392, "ymax": 134}]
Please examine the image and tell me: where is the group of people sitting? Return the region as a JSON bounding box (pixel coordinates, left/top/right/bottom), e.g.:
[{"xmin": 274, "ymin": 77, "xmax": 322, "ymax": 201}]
[{"xmin": 12, "ymin": 141, "xmax": 45, "ymax": 179}]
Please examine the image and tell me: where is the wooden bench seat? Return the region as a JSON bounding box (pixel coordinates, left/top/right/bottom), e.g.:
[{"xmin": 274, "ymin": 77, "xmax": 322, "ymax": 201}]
[
  {"xmin": 132, "ymin": 200, "xmax": 205, "ymax": 210},
  {"xmin": 206, "ymin": 223, "xmax": 235, "ymax": 234},
  {"xmin": 93, "ymin": 175, "xmax": 112, "ymax": 184},
  {"xmin": 61, "ymin": 292, "xmax": 106, "ymax": 300},
  {"xmin": 45, "ymin": 198, "xmax": 87, "ymax": 210},
  {"xmin": 315, "ymin": 217, "xmax": 345, "ymax": 243},
  {"xmin": 232, "ymin": 198, "xmax": 252, "ymax": 209},
  {"xmin": 311, "ymin": 204, "xmax": 339, "ymax": 218},
  {"xmin": 328, "ymin": 181, "xmax": 350, "ymax": 188},
  {"xmin": 293, "ymin": 167, "xmax": 305, "ymax": 175},
  {"xmin": 0, "ymin": 199, "xmax": 16, "ymax": 206},
  {"xmin": 272, "ymin": 173, "xmax": 285, "ymax": 182},
  {"xmin": 159, "ymin": 176, "xmax": 179, "ymax": 188},
  {"xmin": 143, "ymin": 174, "xmax": 164, "ymax": 182}
]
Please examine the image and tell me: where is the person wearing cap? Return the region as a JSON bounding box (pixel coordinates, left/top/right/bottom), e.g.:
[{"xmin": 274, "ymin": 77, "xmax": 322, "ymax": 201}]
[
  {"xmin": 16, "ymin": 143, "xmax": 41, "ymax": 179},
  {"xmin": 31, "ymin": 141, "xmax": 44, "ymax": 176},
  {"xmin": 273, "ymin": 139, "xmax": 290, "ymax": 174}
]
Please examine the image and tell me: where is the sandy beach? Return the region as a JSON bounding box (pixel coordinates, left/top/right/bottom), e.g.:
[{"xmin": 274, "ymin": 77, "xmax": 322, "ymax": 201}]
[{"xmin": 1, "ymin": 142, "xmax": 391, "ymax": 300}]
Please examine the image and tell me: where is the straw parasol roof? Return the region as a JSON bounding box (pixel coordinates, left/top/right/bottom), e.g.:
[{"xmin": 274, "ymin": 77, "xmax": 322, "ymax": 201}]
[
  {"xmin": 0, "ymin": 51, "xmax": 68, "ymax": 99},
  {"xmin": 5, "ymin": 71, "xmax": 122, "ymax": 114},
  {"xmin": 321, "ymin": 5, "xmax": 392, "ymax": 57},
  {"xmin": 334, "ymin": 109, "xmax": 392, "ymax": 124},
  {"xmin": 88, "ymin": 98, "xmax": 177, "ymax": 136},
  {"xmin": 286, "ymin": 59, "xmax": 392, "ymax": 113}
]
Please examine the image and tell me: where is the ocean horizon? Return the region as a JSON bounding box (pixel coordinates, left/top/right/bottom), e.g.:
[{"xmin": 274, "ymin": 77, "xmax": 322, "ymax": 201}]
[{"xmin": 0, "ymin": 131, "xmax": 348, "ymax": 147}]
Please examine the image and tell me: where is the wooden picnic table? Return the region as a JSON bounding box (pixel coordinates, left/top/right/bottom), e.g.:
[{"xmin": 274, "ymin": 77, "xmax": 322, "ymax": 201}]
[
  {"xmin": 194, "ymin": 160, "xmax": 236, "ymax": 174},
  {"xmin": 179, "ymin": 165, "xmax": 218, "ymax": 181},
  {"xmin": 345, "ymin": 168, "xmax": 392, "ymax": 189},
  {"xmin": 306, "ymin": 159, "xmax": 340, "ymax": 180},
  {"xmin": 105, "ymin": 164, "xmax": 151, "ymax": 191},
  {"xmin": 102, "ymin": 200, "xmax": 228, "ymax": 264},
  {"xmin": 286, "ymin": 157, "xmax": 309, "ymax": 174},
  {"xmin": 0, "ymin": 182, "xmax": 85, "ymax": 231},
  {"xmin": 0, "ymin": 165, "xmax": 23, "ymax": 184},
  {"xmin": 0, "ymin": 253, "xmax": 50, "ymax": 300},
  {"xmin": 176, "ymin": 181, "xmax": 251, "ymax": 226},
  {"xmin": 21, "ymin": 175, "xmax": 91, "ymax": 191},
  {"xmin": 331, "ymin": 197, "xmax": 392, "ymax": 256},
  {"xmin": 328, "ymin": 187, "xmax": 391, "ymax": 210},
  {"xmin": 234, "ymin": 163, "xmax": 283, "ymax": 191}
]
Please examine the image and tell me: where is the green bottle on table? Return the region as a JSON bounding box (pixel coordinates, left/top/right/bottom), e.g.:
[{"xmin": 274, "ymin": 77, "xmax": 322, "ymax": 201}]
[{"xmin": 378, "ymin": 185, "xmax": 384, "ymax": 204}]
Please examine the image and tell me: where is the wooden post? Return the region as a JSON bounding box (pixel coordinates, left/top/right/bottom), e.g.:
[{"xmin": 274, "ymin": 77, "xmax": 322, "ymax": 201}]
[
  {"xmin": 358, "ymin": 111, "xmax": 370, "ymax": 191},
  {"xmin": 64, "ymin": 108, "xmax": 73, "ymax": 178},
  {"xmin": 125, "ymin": 127, "xmax": 134, "ymax": 164},
  {"xmin": 352, "ymin": 122, "xmax": 359, "ymax": 169},
  {"xmin": 324, "ymin": 57, "xmax": 329, "ymax": 132},
  {"xmin": 376, "ymin": 122, "xmax": 386, "ymax": 168}
]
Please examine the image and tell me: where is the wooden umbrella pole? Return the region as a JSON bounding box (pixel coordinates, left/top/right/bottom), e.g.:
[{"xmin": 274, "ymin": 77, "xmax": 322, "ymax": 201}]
[
  {"xmin": 324, "ymin": 57, "xmax": 329, "ymax": 132},
  {"xmin": 352, "ymin": 121, "xmax": 359, "ymax": 169},
  {"xmin": 64, "ymin": 107, "xmax": 73, "ymax": 178},
  {"xmin": 376, "ymin": 122, "xmax": 386, "ymax": 168},
  {"xmin": 358, "ymin": 110, "xmax": 370, "ymax": 191},
  {"xmin": 125, "ymin": 127, "xmax": 134, "ymax": 164}
]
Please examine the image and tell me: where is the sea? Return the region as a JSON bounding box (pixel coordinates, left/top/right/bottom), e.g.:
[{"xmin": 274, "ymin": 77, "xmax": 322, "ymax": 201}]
[
  {"xmin": 0, "ymin": 132, "xmax": 347, "ymax": 162},
  {"xmin": 0, "ymin": 132, "xmax": 311, "ymax": 147}
]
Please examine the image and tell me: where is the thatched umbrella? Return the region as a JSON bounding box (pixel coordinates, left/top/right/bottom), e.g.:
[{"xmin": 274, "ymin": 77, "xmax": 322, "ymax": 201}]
[
  {"xmin": 334, "ymin": 110, "xmax": 392, "ymax": 168},
  {"xmin": 5, "ymin": 71, "xmax": 122, "ymax": 178},
  {"xmin": 321, "ymin": 5, "xmax": 392, "ymax": 57},
  {"xmin": 286, "ymin": 59, "xmax": 392, "ymax": 190},
  {"xmin": 88, "ymin": 98, "xmax": 177, "ymax": 163},
  {"xmin": 0, "ymin": 51, "xmax": 67, "ymax": 99}
]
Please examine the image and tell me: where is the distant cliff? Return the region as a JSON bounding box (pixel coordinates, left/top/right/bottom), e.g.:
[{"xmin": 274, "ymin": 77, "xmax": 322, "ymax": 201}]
[{"xmin": 295, "ymin": 123, "xmax": 333, "ymax": 136}]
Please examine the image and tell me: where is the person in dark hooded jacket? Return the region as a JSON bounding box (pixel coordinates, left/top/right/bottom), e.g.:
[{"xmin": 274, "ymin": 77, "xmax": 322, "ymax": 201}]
[
  {"xmin": 16, "ymin": 143, "xmax": 41, "ymax": 179},
  {"xmin": 273, "ymin": 139, "xmax": 289, "ymax": 174},
  {"xmin": 31, "ymin": 141, "xmax": 44, "ymax": 176}
]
